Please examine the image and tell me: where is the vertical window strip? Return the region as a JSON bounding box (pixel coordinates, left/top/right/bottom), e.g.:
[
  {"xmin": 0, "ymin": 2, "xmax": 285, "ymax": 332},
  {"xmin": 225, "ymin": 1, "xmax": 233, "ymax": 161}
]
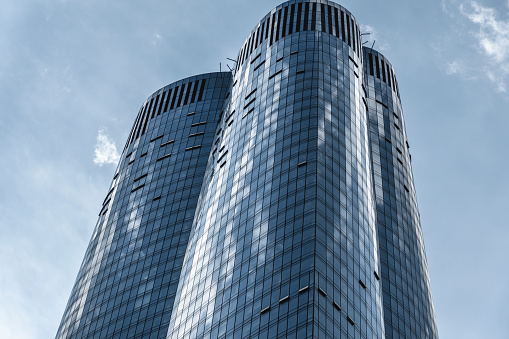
[
  {"xmin": 190, "ymin": 81, "xmax": 199, "ymax": 103},
  {"xmin": 289, "ymin": 4, "xmax": 295, "ymax": 35},
  {"xmin": 387, "ymin": 65, "xmax": 393, "ymax": 88},
  {"xmin": 176, "ymin": 83, "xmax": 186, "ymax": 107},
  {"xmin": 321, "ymin": 4, "xmax": 326, "ymax": 33},
  {"xmin": 151, "ymin": 95, "xmax": 160, "ymax": 118},
  {"xmin": 246, "ymin": 37, "xmax": 252, "ymax": 58},
  {"xmin": 265, "ymin": 15, "xmax": 271, "ymax": 39},
  {"xmin": 351, "ymin": 18, "xmax": 356, "ymax": 54},
  {"xmin": 369, "ymin": 53, "xmax": 374, "ymax": 76},
  {"xmin": 311, "ymin": 3, "xmax": 316, "ymax": 31},
  {"xmin": 260, "ymin": 21, "xmax": 265, "ymax": 45},
  {"xmin": 282, "ymin": 6, "xmax": 288, "ymax": 38},
  {"xmin": 346, "ymin": 14, "xmax": 351, "ymax": 47},
  {"xmin": 127, "ymin": 109, "xmax": 142, "ymax": 145},
  {"xmin": 381, "ymin": 59, "xmax": 387, "ymax": 82},
  {"xmin": 334, "ymin": 8, "xmax": 340, "ymax": 38},
  {"xmin": 328, "ymin": 5, "xmax": 333, "ymax": 35},
  {"xmin": 304, "ymin": 3, "xmax": 309, "ymax": 31},
  {"xmin": 135, "ymin": 104, "xmax": 147, "ymax": 138},
  {"xmin": 163, "ymin": 88, "xmax": 172, "ymax": 112},
  {"xmin": 141, "ymin": 100, "xmax": 152, "ymax": 135},
  {"xmin": 375, "ymin": 55, "xmax": 380, "ymax": 79},
  {"xmin": 198, "ymin": 79, "xmax": 207, "ymax": 101},
  {"xmin": 170, "ymin": 86, "xmax": 179, "ymax": 110},
  {"xmin": 255, "ymin": 26, "xmax": 260, "ymax": 49},
  {"xmin": 275, "ymin": 9, "xmax": 281, "ymax": 42},
  {"xmin": 147, "ymin": 98, "xmax": 154, "ymax": 119},
  {"xmin": 157, "ymin": 92, "xmax": 165, "ymax": 116},
  {"xmin": 341, "ymin": 10, "xmax": 345, "ymax": 42},
  {"xmin": 270, "ymin": 13, "xmax": 276, "ymax": 45},
  {"xmin": 296, "ymin": 3, "xmax": 302, "ymax": 33},
  {"xmin": 183, "ymin": 81, "xmax": 193, "ymax": 106}
]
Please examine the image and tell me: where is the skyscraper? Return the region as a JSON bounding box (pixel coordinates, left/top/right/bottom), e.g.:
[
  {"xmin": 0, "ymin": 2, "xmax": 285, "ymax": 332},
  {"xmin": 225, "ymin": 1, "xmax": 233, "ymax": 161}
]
[{"xmin": 57, "ymin": 1, "xmax": 438, "ymax": 338}]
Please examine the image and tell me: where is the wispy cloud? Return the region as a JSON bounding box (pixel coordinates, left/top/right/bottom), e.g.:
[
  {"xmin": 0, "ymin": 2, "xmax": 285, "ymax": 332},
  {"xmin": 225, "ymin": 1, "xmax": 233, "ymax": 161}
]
[
  {"xmin": 360, "ymin": 25, "xmax": 390, "ymax": 51},
  {"xmin": 93, "ymin": 129, "xmax": 119, "ymax": 166},
  {"xmin": 443, "ymin": 1, "xmax": 509, "ymax": 92}
]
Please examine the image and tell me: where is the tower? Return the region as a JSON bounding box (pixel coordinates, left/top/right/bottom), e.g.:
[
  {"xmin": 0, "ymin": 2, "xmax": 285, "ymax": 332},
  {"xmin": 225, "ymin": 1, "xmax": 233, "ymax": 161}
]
[{"xmin": 56, "ymin": 1, "xmax": 438, "ymax": 338}]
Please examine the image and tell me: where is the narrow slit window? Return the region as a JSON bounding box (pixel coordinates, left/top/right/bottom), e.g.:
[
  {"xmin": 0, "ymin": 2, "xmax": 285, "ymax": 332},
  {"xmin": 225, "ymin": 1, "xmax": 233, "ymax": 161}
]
[
  {"xmin": 157, "ymin": 92, "xmax": 165, "ymax": 115},
  {"xmin": 163, "ymin": 88, "xmax": 172, "ymax": 112},
  {"xmin": 341, "ymin": 10, "xmax": 345, "ymax": 42},
  {"xmin": 135, "ymin": 104, "xmax": 147, "ymax": 138},
  {"xmin": 304, "ymin": 3, "xmax": 309, "ymax": 31},
  {"xmin": 311, "ymin": 3, "xmax": 316, "ymax": 31},
  {"xmin": 282, "ymin": 6, "xmax": 288, "ymax": 38},
  {"xmin": 254, "ymin": 26, "xmax": 260, "ymax": 49},
  {"xmin": 151, "ymin": 95, "xmax": 159, "ymax": 118},
  {"xmin": 321, "ymin": 4, "xmax": 326, "ymax": 33},
  {"xmin": 275, "ymin": 9, "xmax": 282, "ymax": 42},
  {"xmin": 190, "ymin": 81, "xmax": 199, "ymax": 103},
  {"xmin": 387, "ymin": 65, "xmax": 392, "ymax": 88},
  {"xmin": 289, "ymin": 4, "xmax": 295, "ymax": 35},
  {"xmin": 183, "ymin": 81, "xmax": 193, "ymax": 105},
  {"xmin": 170, "ymin": 86, "xmax": 179, "ymax": 109},
  {"xmin": 176, "ymin": 83, "xmax": 186, "ymax": 107},
  {"xmin": 260, "ymin": 22, "xmax": 265, "ymax": 45},
  {"xmin": 147, "ymin": 98, "xmax": 155, "ymax": 119},
  {"xmin": 346, "ymin": 14, "xmax": 351, "ymax": 47},
  {"xmin": 328, "ymin": 5, "xmax": 333, "ymax": 35},
  {"xmin": 381, "ymin": 60, "xmax": 386, "ymax": 82},
  {"xmin": 369, "ymin": 53, "xmax": 374, "ymax": 76},
  {"xmin": 334, "ymin": 8, "xmax": 340, "ymax": 38},
  {"xmin": 270, "ymin": 12, "xmax": 276, "ymax": 45},
  {"xmin": 375, "ymin": 55, "xmax": 380, "ymax": 79},
  {"xmin": 198, "ymin": 79, "xmax": 207, "ymax": 101},
  {"xmin": 265, "ymin": 16, "xmax": 271, "ymax": 40},
  {"xmin": 296, "ymin": 3, "xmax": 302, "ymax": 33}
]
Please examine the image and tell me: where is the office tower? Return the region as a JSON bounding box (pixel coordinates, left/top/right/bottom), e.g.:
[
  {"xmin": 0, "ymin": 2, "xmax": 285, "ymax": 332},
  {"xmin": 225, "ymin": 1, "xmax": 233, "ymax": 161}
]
[
  {"xmin": 363, "ymin": 49, "xmax": 439, "ymax": 338},
  {"xmin": 57, "ymin": 1, "xmax": 438, "ymax": 338},
  {"xmin": 56, "ymin": 73, "xmax": 232, "ymax": 339}
]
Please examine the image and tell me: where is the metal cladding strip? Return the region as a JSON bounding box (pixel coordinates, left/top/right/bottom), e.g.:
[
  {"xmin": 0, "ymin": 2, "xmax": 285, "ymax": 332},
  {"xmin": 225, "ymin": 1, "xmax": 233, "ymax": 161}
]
[
  {"xmin": 363, "ymin": 47, "xmax": 439, "ymax": 338},
  {"xmin": 167, "ymin": 1, "xmax": 385, "ymax": 339}
]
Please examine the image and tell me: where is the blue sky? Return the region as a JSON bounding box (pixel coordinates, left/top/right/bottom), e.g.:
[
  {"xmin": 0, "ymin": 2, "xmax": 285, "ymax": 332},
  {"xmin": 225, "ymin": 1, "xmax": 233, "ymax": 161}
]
[{"xmin": 1, "ymin": 0, "xmax": 508, "ymax": 338}]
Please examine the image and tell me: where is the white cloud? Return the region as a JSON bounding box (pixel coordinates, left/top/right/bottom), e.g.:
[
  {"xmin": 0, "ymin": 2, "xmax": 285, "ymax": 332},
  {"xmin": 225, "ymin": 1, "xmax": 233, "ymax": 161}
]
[
  {"xmin": 151, "ymin": 33, "xmax": 162, "ymax": 46},
  {"xmin": 456, "ymin": 1, "xmax": 509, "ymax": 91},
  {"xmin": 360, "ymin": 25, "xmax": 390, "ymax": 51},
  {"xmin": 93, "ymin": 129, "xmax": 119, "ymax": 166}
]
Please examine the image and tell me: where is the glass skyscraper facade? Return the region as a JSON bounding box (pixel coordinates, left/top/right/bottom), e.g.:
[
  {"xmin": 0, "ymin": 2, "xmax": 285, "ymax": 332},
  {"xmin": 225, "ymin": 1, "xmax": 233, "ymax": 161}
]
[{"xmin": 57, "ymin": 1, "xmax": 438, "ymax": 338}]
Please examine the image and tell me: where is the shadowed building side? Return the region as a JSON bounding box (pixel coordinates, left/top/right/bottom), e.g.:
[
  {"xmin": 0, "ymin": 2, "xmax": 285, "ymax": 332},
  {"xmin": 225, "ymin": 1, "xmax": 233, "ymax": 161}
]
[{"xmin": 363, "ymin": 47, "xmax": 439, "ymax": 339}]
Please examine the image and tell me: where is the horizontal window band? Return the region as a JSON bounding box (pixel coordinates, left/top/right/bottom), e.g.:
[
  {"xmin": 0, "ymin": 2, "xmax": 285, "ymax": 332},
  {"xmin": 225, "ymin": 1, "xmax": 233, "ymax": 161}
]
[
  {"xmin": 359, "ymin": 279, "xmax": 366, "ymax": 289},
  {"xmin": 269, "ymin": 69, "xmax": 282, "ymax": 79},
  {"xmin": 404, "ymin": 185, "xmax": 410, "ymax": 192},
  {"xmin": 188, "ymin": 132, "xmax": 204, "ymax": 138},
  {"xmin": 227, "ymin": 119, "xmax": 234, "ymax": 127},
  {"xmin": 374, "ymin": 271, "xmax": 380, "ymax": 281},
  {"xmin": 232, "ymin": 80, "xmax": 238, "ymax": 87},
  {"xmin": 260, "ymin": 306, "xmax": 270, "ymax": 314},
  {"xmin": 244, "ymin": 98, "xmax": 256, "ymax": 109},
  {"xmin": 347, "ymin": 316, "xmax": 355, "ymax": 326},
  {"xmin": 185, "ymin": 145, "xmax": 201, "ymax": 151},
  {"xmin": 245, "ymin": 88, "xmax": 257, "ymax": 100},
  {"xmin": 298, "ymin": 286, "xmax": 309, "ymax": 293},
  {"xmin": 385, "ymin": 137, "xmax": 392, "ymax": 144},
  {"xmin": 298, "ymin": 161, "xmax": 307, "ymax": 167},
  {"xmin": 128, "ymin": 159, "xmax": 135, "ymax": 165},
  {"xmin": 318, "ymin": 287, "xmax": 327, "ymax": 297},
  {"xmin": 102, "ymin": 208, "xmax": 108, "ymax": 216},
  {"xmin": 354, "ymin": 71, "xmax": 359, "ymax": 78},
  {"xmin": 133, "ymin": 173, "xmax": 147, "ymax": 182},
  {"xmin": 125, "ymin": 152, "xmax": 132, "ymax": 159},
  {"xmin": 276, "ymin": 56, "xmax": 284, "ymax": 62},
  {"xmin": 187, "ymin": 111, "xmax": 195, "ymax": 116},
  {"xmin": 376, "ymin": 99, "xmax": 389, "ymax": 109},
  {"xmin": 140, "ymin": 152, "xmax": 147, "ymax": 157},
  {"xmin": 253, "ymin": 60, "xmax": 266, "ymax": 71},
  {"xmin": 113, "ymin": 172, "xmax": 119, "ymax": 179},
  {"xmin": 296, "ymin": 70, "xmax": 305, "ymax": 75},
  {"xmin": 156, "ymin": 153, "xmax": 172, "ymax": 161},
  {"xmin": 349, "ymin": 56, "xmax": 358, "ymax": 67},
  {"xmin": 102, "ymin": 198, "xmax": 111, "ymax": 208},
  {"xmin": 191, "ymin": 121, "xmax": 207, "ymax": 127},
  {"xmin": 397, "ymin": 158, "xmax": 403, "ymax": 165},
  {"xmin": 220, "ymin": 160, "xmax": 227, "ymax": 168},
  {"xmin": 150, "ymin": 134, "xmax": 164, "ymax": 142},
  {"xmin": 160, "ymin": 140, "xmax": 175, "ymax": 147},
  {"xmin": 152, "ymin": 196, "xmax": 161, "ymax": 201},
  {"xmin": 394, "ymin": 123, "xmax": 400, "ymax": 130},
  {"xmin": 131, "ymin": 184, "xmax": 145, "ymax": 193},
  {"xmin": 217, "ymin": 150, "xmax": 228, "ymax": 163},
  {"xmin": 333, "ymin": 302, "xmax": 341, "ymax": 311},
  {"xmin": 243, "ymin": 108, "xmax": 254, "ymax": 119},
  {"xmin": 250, "ymin": 53, "xmax": 261, "ymax": 64},
  {"xmin": 290, "ymin": 50, "xmax": 299, "ymax": 55},
  {"xmin": 279, "ymin": 296, "xmax": 289, "ymax": 303}
]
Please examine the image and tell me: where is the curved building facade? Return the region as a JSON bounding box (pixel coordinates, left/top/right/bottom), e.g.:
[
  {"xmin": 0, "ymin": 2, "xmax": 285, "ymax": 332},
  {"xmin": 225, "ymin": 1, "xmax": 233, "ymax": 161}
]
[
  {"xmin": 57, "ymin": 1, "xmax": 438, "ymax": 339},
  {"xmin": 56, "ymin": 72, "xmax": 232, "ymax": 339},
  {"xmin": 363, "ymin": 48, "xmax": 439, "ymax": 338},
  {"xmin": 167, "ymin": 2, "xmax": 384, "ymax": 338}
]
